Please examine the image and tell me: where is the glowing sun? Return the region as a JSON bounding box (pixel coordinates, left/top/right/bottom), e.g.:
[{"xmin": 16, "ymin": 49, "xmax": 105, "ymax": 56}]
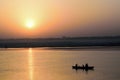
[{"xmin": 26, "ymin": 19, "xmax": 35, "ymax": 28}]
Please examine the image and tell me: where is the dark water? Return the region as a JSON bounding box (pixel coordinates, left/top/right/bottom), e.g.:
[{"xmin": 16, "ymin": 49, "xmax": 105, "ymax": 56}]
[{"xmin": 0, "ymin": 48, "xmax": 120, "ymax": 80}]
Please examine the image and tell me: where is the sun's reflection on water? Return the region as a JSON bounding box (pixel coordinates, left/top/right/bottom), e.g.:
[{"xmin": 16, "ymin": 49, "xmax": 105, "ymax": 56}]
[{"xmin": 28, "ymin": 48, "xmax": 34, "ymax": 80}]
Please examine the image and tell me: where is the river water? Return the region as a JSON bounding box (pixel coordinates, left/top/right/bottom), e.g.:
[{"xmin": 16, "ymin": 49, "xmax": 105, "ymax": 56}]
[{"xmin": 0, "ymin": 47, "xmax": 120, "ymax": 80}]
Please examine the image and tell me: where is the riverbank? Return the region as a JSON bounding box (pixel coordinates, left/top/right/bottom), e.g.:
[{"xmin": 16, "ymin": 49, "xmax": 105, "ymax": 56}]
[{"xmin": 0, "ymin": 37, "xmax": 120, "ymax": 48}]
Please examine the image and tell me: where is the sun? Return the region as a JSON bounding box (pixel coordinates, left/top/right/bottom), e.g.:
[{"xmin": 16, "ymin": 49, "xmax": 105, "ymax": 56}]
[{"xmin": 26, "ymin": 19, "xmax": 34, "ymax": 29}]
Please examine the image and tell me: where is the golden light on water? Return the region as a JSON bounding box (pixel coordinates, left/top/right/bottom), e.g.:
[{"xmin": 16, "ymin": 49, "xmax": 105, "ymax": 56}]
[{"xmin": 28, "ymin": 48, "xmax": 34, "ymax": 80}]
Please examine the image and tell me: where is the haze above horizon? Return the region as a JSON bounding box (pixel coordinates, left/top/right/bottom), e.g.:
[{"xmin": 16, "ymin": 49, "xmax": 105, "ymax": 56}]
[{"xmin": 0, "ymin": 0, "xmax": 120, "ymax": 38}]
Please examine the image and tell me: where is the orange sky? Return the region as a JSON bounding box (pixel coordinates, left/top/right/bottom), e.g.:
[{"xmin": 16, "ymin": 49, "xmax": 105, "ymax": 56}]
[{"xmin": 0, "ymin": 0, "xmax": 120, "ymax": 38}]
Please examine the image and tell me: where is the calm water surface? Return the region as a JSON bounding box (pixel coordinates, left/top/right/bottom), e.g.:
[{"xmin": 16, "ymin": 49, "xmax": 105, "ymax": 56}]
[{"xmin": 0, "ymin": 48, "xmax": 120, "ymax": 80}]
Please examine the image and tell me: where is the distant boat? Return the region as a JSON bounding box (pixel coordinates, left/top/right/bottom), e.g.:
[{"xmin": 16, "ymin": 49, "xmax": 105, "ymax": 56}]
[{"xmin": 72, "ymin": 64, "xmax": 94, "ymax": 70}]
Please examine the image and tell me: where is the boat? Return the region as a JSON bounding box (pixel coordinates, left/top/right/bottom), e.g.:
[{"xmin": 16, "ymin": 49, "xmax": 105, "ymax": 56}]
[{"xmin": 72, "ymin": 64, "xmax": 94, "ymax": 70}]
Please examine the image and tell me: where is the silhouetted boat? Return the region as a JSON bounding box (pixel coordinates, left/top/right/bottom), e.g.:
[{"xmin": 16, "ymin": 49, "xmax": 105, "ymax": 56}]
[
  {"xmin": 72, "ymin": 64, "xmax": 94, "ymax": 70},
  {"xmin": 72, "ymin": 66, "xmax": 94, "ymax": 69}
]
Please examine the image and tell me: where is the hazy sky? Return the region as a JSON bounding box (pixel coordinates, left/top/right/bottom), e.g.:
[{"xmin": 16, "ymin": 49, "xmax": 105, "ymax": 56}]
[{"xmin": 0, "ymin": 0, "xmax": 120, "ymax": 38}]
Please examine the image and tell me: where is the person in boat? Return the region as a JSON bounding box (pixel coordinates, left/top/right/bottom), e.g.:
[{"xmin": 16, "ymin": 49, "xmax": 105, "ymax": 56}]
[
  {"xmin": 82, "ymin": 64, "xmax": 84, "ymax": 68},
  {"xmin": 75, "ymin": 64, "xmax": 78, "ymax": 67},
  {"xmin": 85, "ymin": 63, "xmax": 88, "ymax": 68}
]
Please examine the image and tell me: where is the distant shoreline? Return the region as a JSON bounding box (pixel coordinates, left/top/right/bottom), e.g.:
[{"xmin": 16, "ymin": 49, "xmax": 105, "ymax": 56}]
[{"xmin": 0, "ymin": 37, "xmax": 120, "ymax": 48}]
